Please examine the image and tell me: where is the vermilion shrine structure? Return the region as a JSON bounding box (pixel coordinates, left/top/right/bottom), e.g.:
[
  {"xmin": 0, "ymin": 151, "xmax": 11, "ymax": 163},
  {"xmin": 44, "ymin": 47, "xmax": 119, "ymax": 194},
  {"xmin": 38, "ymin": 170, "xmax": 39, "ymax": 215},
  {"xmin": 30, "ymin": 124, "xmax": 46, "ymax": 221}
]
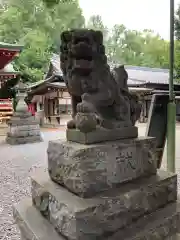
[
  {"xmin": 0, "ymin": 42, "xmax": 23, "ymax": 82},
  {"xmin": 0, "ymin": 42, "xmax": 23, "ymax": 122}
]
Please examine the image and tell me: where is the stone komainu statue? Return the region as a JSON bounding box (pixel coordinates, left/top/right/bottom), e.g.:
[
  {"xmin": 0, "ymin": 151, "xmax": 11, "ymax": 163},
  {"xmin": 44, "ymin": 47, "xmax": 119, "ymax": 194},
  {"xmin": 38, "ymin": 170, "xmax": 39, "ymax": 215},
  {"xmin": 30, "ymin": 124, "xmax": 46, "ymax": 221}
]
[{"xmin": 60, "ymin": 29, "xmax": 141, "ymax": 132}]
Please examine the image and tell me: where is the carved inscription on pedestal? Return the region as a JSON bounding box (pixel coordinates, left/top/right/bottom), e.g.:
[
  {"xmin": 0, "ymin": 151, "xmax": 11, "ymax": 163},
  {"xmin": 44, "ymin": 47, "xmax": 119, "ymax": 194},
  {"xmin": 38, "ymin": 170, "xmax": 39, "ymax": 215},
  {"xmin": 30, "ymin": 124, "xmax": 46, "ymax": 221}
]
[{"xmin": 107, "ymin": 146, "xmax": 142, "ymax": 184}]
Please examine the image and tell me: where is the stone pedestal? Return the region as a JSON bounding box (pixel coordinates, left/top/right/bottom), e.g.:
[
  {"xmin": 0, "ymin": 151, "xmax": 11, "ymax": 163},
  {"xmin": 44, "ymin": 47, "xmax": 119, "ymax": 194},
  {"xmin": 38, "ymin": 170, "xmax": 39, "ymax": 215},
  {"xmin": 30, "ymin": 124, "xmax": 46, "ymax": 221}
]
[
  {"xmin": 6, "ymin": 84, "xmax": 42, "ymax": 145},
  {"xmin": 6, "ymin": 112, "xmax": 42, "ymax": 145},
  {"xmin": 12, "ymin": 30, "xmax": 180, "ymax": 239},
  {"xmin": 13, "ymin": 133, "xmax": 180, "ymax": 239}
]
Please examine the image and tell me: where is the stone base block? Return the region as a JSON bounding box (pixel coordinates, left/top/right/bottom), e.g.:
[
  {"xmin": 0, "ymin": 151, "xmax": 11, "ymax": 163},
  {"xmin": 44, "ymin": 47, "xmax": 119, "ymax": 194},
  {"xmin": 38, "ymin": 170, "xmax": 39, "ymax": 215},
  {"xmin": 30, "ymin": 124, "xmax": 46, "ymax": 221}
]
[
  {"xmin": 8, "ymin": 119, "xmax": 40, "ymax": 126},
  {"xmin": 6, "ymin": 135, "xmax": 43, "ymax": 145},
  {"xmin": 108, "ymin": 201, "xmax": 180, "ymax": 240},
  {"xmin": 48, "ymin": 137, "xmax": 157, "ymax": 197},
  {"xmin": 9, "ymin": 125, "xmax": 40, "ymax": 131},
  {"xmin": 66, "ymin": 126, "xmax": 138, "ymax": 144},
  {"xmin": 31, "ymin": 168, "xmax": 177, "ymax": 240},
  {"xmin": 8, "ymin": 113, "xmax": 40, "ymax": 127},
  {"xmin": 7, "ymin": 130, "xmax": 41, "ymax": 138},
  {"xmin": 13, "ymin": 112, "xmax": 32, "ymax": 118},
  {"xmin": 7, "ymin": 128, "xmax": 41, "ymax": 138},
  {"xmin": 13, "ymin": 198, "xmax": 64, "ymax": 240},
  {"xmin": 13, "ymin": 197, "xmax": 180, "ymax": 240}
]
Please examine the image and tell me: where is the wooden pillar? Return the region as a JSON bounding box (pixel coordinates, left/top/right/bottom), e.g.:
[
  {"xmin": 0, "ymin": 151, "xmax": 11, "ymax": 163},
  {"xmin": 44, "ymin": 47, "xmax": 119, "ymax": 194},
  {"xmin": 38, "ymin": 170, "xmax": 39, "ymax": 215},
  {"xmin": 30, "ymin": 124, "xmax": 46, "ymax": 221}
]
[
  {"xmin": 50, "ymin": 99, "xmax": 53, "ymax": 116},
  {"xmin": 56, "ymin": 89, "xmax": 60, "ymax": 124}
]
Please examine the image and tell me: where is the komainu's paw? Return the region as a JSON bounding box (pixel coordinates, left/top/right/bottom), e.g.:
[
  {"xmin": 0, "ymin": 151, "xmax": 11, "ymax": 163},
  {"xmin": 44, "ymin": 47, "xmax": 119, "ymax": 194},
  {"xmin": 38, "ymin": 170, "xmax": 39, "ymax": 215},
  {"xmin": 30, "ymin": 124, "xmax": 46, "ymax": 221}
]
[
  {"xmin": 75, "ymin": 112, "xmax": 97, "ymax": 133},
  {"xmin": 67, "ymin": 119, "xmax": 76, "ymax": 129}
]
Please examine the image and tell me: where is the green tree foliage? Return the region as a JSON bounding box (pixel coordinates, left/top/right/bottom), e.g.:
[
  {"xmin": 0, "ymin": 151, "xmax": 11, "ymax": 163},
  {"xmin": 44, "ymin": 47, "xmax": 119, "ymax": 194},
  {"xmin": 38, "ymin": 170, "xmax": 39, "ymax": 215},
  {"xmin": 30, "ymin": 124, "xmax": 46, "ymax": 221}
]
[
  {"xmin": 175, "ymin": 41, "xmax": 180, "ymax": 79},
  {"xmin": 88, "ymin": 15, "xmax": 169, "ymax": 69},
  {"xmin": 175, "ymin": 4, "xmax": 180, "ymax": 40},
  {"xmin": 174, "ymin": 4, "xmax": 180, "ymax": 80},
  {"xmin": 0, "ymin": 0, "xmax": 84, "ymax": 82},
  {"xmin": 87, "ymin": 15, "xmax": 108, "ymax": 40},
  {"xmin": 42, "ymin": 0, "xmax": 63, "ymax": 8},
  {"xmin": 1, "ymin": 2, "xmax": 179, "ymax": 88}
]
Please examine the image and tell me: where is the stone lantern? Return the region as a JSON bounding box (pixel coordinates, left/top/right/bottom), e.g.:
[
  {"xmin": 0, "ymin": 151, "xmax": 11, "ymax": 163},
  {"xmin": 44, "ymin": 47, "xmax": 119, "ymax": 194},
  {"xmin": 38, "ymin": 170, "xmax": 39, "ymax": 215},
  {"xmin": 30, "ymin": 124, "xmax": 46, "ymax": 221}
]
[
  {"xmin": 6, "ymin": 80, "xmax": 43, "ymax": 144},
  {"xmin": 15, "ymin": 81, "xmax": 29, "ymax": 113}
]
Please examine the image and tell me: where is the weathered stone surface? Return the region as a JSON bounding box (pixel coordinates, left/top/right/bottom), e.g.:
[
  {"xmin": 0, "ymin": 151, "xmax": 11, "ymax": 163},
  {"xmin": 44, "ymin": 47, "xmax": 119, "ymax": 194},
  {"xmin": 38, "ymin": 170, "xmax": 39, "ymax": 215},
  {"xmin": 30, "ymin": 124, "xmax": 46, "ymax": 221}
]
[
  {"xmin": 6, "ymin": 83, "xmax": 43, "ymax": 145},
  {"xmin": 6, "ymin": 135, "xmax": 42, "ymax": 145},
  {"xmin": 6, "ymin": 114, "xmax": 42, "ymax": 144},
  {"xmin": 8, "ymin": 116, "xmax": 36, "ymax": 125},
  {"xmin": 108, "ymin": 201, "xmax": 180, "ymax": 240},
  {"xmin": 9, "ymin": 125, "xmax": 40, "ymax": 131},
  {"xmin": 12, "ymin": 112, "xmax": 32, "ymax": 118},
  {"xmin": 17, "ymin": 232, "xmax": 180, "ymax": 240},
  {"xmin": 9, "ymin": 119, "xmax": 39, "ymax": 126},
  {"xmin": 13, "ymin": 197, "xmax": 180, "ymax": 240},
  {"xmin": 48, "ymin": 137, "xmax": 157, "ymax": 197},
  {"xmin": 13, "ymin": 198, "xmax": 65, "ymax": 240},
  {"xmin": 31, "ymin": 168, "xmax": 176, "ymax": 240},
  {"xmin": 167, "ymin": 234, "xmax": 180, "ymax": 239},
  {"xmin": 66, "ymin": 126, "xmax": 138, "ymax": 144},
  {"xmin": 7, "ymin": 129, "xmax": 41, "ymax": 137}
]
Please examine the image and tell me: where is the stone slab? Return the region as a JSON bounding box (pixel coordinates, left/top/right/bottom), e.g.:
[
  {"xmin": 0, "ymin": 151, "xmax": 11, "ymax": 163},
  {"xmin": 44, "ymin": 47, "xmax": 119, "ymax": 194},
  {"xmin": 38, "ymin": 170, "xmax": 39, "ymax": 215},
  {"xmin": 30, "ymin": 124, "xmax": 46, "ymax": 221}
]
[
  {"xmin": 7, "ymin": 129, "xmax": 41, "ymax": 138},
  {"xmin": 108, "ymin": 201, "xmax": 180, "ymax": 240},
  {"xmin": 9, "ymin": 116, "xmax": 35, "ymax": 122},
  {"xmin": 31, "ymin": 168, "xmax": 177, "ymax": 240},
  {"xmin": 66, "ymin": 126, "xmax": 138, "ymax": 144},
  {"xmin": 13, "ymin": 112, "xmax": 32, "ymax": 118},
  {"xmin": 6, "ymin": 135, "xmax": 43, "ymax": 145},
  {"xmin": 8, "ymin": 119, "xmax": 40, "ymax": 126},
  {"xmin": 48, "ymin": 137, "xmax": 157, "ymax": 197},
  {"xmin": 9, "ymin": 125, "xmax": 40, "ymax": 131},
  {"xmin": 13, "ymin": 198, "xmax": 180, "ymax": 240},
  {"xmin": 13, "ymin": 198, "xmax": 65, "ymax": 240}
]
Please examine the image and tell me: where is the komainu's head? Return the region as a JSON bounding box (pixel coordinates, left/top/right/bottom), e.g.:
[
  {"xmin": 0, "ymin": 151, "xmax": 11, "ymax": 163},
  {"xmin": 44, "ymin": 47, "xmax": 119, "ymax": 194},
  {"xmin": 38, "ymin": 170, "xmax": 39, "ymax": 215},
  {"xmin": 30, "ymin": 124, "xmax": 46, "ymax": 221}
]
[{"xmin": 60, "ymin": 29, "xmax": 105, "ymax": 78}]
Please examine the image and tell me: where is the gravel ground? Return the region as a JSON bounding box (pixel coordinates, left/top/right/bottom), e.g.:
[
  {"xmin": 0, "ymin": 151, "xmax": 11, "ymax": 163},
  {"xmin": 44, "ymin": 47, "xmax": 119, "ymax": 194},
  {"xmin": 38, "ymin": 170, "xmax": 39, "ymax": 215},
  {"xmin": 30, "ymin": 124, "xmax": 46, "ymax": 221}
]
[
  {"xmin": 0, "ymin": 130, "xmax": 65, "ymax": 240},
  {"xmin": 0, "ymin": 125, "xmax": 180, "ymax": 240}
]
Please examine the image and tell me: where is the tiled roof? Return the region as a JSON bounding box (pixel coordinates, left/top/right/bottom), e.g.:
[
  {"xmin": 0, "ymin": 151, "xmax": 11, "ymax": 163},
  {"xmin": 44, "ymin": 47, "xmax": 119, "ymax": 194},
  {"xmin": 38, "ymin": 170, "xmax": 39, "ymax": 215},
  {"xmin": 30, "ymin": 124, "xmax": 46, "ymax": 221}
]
[
  {"xmin": 27, "ymin": 76, "xmax": 55, "ymax": 89},
  {"xmin": 125, "ymin": 66, "xmax": 169, "ymax": 85},
  {"xmin": 47, "ymin": 82, "xmax": 66, "ymax": 88},
  {"xmin": 33, "ymin": 53, "xmax": 172, "ymax": 89},
  {"xmin": 51, "ymin": 54, "xmax": 170, "ymax": 85}
]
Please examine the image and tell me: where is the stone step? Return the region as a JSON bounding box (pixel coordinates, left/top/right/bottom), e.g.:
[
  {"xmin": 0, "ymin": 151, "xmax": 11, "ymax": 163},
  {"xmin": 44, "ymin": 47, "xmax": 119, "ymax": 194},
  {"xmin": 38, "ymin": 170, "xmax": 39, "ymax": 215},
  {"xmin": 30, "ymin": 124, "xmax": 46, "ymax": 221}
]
[
  {"xmin": 108, "ymin": 200, "xmax": 180, "ymax": 240},
  {"xmin": 31, "ymin": 168, "xmax": 177, "ymax": 240},
  {"xmin": 13, "ymin": 198, "xmax": 180, "ymax": 240},
  {"xmin": 13, "ymin": 198, "xmax": 65, "ymax": 240}
]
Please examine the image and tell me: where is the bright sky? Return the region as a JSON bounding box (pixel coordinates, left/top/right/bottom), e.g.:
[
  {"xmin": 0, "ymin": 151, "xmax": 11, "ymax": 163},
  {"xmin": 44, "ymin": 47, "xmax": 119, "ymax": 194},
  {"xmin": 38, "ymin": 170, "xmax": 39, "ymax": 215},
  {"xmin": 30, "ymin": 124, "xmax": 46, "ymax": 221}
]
[{"xmin": 79, "ymin": 0, "xmax": 180, "ymax": 40}]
